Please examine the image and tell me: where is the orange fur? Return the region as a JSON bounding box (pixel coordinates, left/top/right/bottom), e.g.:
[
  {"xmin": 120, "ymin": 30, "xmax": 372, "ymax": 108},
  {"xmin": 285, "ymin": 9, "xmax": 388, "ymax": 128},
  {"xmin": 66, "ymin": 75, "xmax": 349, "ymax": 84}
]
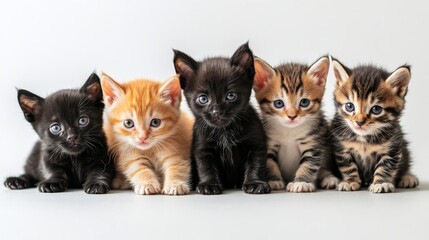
[{"xmin": 101, "ymin": 73, "xmax": 194, "ymax": 195}]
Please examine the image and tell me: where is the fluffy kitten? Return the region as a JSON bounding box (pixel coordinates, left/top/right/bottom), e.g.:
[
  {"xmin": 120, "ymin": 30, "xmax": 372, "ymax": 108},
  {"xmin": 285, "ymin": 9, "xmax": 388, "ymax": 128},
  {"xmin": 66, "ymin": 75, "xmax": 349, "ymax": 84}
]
[
  {"xmin": 4, "ymin": 73, "xmax": 115, "ymax": 193},
  {"xmin": 253, "ymin": 56, "xmax": 338, "ymax": 192},
  {"xmin": 173, "ymin": 42, "xmax": 271, "ymax": 194},
  {"xmin": 330, "ymin": 59, "xmax": 419, "ymax": 193},
  {"xmin": 101, "ymin": 73, "xmax": 193, "ymax": 195}
]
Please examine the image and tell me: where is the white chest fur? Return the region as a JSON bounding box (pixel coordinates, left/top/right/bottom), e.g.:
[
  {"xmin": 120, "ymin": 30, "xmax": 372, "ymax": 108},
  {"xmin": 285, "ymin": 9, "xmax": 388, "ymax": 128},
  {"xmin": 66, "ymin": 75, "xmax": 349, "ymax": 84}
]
[{"xmin": 265, "ymin": 120, "xmax": 312, "ymax": 182}]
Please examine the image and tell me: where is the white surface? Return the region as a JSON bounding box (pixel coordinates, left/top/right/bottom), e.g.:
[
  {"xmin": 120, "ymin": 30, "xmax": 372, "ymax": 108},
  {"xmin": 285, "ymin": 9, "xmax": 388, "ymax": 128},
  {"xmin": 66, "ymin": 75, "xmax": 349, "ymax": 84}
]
[{"xmin": 1, "ymin": 0, "xmax": 428, "ymax": 239}]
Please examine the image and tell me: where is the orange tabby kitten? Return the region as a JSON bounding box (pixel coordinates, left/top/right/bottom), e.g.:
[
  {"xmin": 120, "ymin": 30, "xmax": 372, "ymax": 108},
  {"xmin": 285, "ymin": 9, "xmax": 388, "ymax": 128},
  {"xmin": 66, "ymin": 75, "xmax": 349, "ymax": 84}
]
[{"xmin": 101, "ymin": 73, "xmax": 194, "ymax": 195}]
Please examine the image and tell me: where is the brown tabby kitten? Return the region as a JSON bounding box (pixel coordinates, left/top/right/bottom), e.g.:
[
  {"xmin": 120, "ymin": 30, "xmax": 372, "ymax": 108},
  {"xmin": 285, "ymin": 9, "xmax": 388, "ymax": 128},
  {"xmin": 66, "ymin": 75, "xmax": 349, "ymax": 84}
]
[
  {"xmin": 253, "ymin": 57, "xmax": 337, "ymax": 192},
  {"xmin": 331, "ymin": 59, "xmax": 419, "ymax": 193}
]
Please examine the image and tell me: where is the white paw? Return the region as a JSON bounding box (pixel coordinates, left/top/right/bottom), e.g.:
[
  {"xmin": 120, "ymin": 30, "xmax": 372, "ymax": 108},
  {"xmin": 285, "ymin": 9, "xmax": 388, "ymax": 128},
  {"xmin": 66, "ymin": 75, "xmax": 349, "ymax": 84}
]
[
  {"xmin": 320, "ymin": 176, "xmax": 340, "ymax": 189},
  {"xmin": 398, "ymin": 174, "xmax": 419, "ymax": 188},
  {"xmin": 268, "ymin": 180, "xmax": 286, "ymax": 190},
  {"xmin": 369, "ymin": 182, "xmax": 395, "ymax": 193},
  {"xmin": 337, "ymin": 181, "xmax": 360, "ymax": 191},
  {"xmin": 133, "ymin": 183, "xmax": 161, "ymax": 195},
  {"xmin": 286, "ymin": 182, "xmax": 315, "ymax": 193},
  {"xmin": 162, "ymin": 183, "xmax": 190, "ymax": 195},
  {"xmin": 112, "ymin": 176, "xmax": 131, "ymax": 190}
]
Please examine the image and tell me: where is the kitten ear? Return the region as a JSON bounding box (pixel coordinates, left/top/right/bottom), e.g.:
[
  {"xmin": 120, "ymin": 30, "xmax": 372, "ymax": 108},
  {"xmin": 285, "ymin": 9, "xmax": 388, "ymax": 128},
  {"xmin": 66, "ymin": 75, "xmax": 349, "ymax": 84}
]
[
  {"xmin": 159, "ymin": 75, "xmax": 182, "ymax": 108},
  {"xmin": 253, "ymin": 57, "xmax": 276, "ymax": 90},
  {"xmin": 230, "ymin": 42, "xmax": 254, "ymax": 72},
  {"xmin": 307, "ymin": 56, "xmax": 329, "ymax": 86},
  {"xmin": 100, "ymin": 72, "xmax": 125, "ymax": 107},
  {"xmin": 17, "ymin": 89, "xmax": 44, "ymax": 123},
  {"xmin": 386, "ymin": 65, "xmax": 411, "ymax": 98},
  {"xmin": 80, "ymin": 72, "xmax": 102, "ymax": 102},
  {"xmin": 331, "ymin": 58, "xmax": 351, "ymax": 86},
  {"xmin": 173, "ymin": 49, "xmax": 198, "ymax": 90}
]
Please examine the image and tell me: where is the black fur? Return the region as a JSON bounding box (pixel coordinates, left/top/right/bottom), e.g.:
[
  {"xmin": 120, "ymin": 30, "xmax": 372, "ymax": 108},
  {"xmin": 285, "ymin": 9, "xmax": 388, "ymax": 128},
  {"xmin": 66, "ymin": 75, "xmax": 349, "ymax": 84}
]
[
  {"xmin": 4, "ymin": 73, "xmax": 115, "ymax": 194},
  {"xmin": 173, "ymin": 43, "xmax": 271, "ymax": 194}
]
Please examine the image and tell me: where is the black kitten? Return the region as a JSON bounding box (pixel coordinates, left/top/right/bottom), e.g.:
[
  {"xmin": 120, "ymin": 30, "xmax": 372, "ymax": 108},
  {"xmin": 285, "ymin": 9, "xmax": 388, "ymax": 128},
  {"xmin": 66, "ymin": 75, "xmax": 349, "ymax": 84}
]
[
  {"xmin": 173, "ymin": 43, "xmax": 271, "ymax": 194},
  {"xmin": 4, "ymin": 73, "xmax": 115, "ymax": 194}
]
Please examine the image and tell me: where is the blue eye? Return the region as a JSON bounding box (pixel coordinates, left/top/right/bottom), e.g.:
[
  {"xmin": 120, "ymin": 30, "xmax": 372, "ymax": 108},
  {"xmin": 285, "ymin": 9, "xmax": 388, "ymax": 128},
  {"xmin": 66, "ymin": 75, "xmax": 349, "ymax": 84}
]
[
  {"xmin": 371, "ymin": 105, "xmax": 382, "ymax": 115},
  {"xmin": 150, "ymin": 118, "xmax": 161, "ymax": 127},
  {"xmin": 197, "ymin": 95, "xmax": 209, "ymax": 105},
  {"xmin": 345, "ymin": 102, "xmax": 355, "ymax": 112},
  {"xmin": 78, "ymin": 116, "xmax": 89, "ymax": 126},
  {"xmin": 50, "ymin": 123, "xmax": 62, "ymax": 134},
  {"xmin": 226, "ymin": 92, "xmax": 237, "ymax": 102},
  {"xmin": 273, "ymin": 100, "xmax": 284, "ymax": 109},
  {"xmin": 123, "ymin": 119, "xmax": 134, "ymax": 129},
  {"xmin": 300, "ymin": 98, "xmax": 310, "ymax": 107}
]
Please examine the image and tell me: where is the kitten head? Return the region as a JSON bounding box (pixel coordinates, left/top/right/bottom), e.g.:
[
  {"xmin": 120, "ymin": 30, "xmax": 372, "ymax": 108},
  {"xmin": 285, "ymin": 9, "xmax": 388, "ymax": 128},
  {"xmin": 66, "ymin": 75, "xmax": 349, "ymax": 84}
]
[
  {"xmin": 332, "ymin": 59, "xmax": 411, "ymax": 136},
  {"xmin": 18, "ymin": 73, "xmax": 104, "ymax": 155},
  {"xmin": 253, "ymin": 56, "xmax": 329, "ymax": 128},
  {"xmin": 173, "ymin": 42, "xmax": 255, "ymax": 128},
  {"xmin": 101, "ymin": 73, "xmax": 182, "ymax": 151}
]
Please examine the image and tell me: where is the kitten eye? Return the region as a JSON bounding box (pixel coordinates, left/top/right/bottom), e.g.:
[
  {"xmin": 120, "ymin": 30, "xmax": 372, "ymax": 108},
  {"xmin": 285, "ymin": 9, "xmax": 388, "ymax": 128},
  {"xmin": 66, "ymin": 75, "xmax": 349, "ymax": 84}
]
[
  {"xmin": 226, "ymin": 92, "xmax": 237, "ymax": 102},
  {"xmin": 123, "ymin": 119, "xmax": 134, "ymax": 129},
  {"xmin": 273, "ymin": 100, "xmax": 284, "ymax": 109},
  {"xmin": 78, "ymin": 116, "xmax": 89, "ymax": 126},
  {"xmin": 197, "ymin": 95, "xmax": 209, "ymax": 105},
  {"xmin": 345, "ymin": 102, "xmax": 355, "ymax": 112},
  {"xmin": 49, "ymin": 123, "xmax": 62, "ymax": 134},
  {"xmin": 299, "ymin": 98, "xmax": 310, "ymax": 107},
  {"xmin": 371, "ymin": 105, "xmax": 383, "ymax": 115},
  {"xmin": 150, "ymin": 118, "xmax": 161, "ymax": 128}
]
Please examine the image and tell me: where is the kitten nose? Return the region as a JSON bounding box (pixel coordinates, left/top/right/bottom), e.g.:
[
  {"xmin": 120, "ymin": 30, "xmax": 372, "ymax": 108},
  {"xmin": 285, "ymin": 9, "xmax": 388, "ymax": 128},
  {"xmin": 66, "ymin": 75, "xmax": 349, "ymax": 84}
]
[
  {"xmin": 356, "ymin": 121, "xmax": 365, "ymax": 126},
  {"xmin": 288, "ymin": 115, "xmax": 297, "ymax": 120},
  {"xmin": 212, "ymin": 109, "xmax": 224, "ymax": 117},
  {"xmin": 67, "ymin": 134, "xmax": 78, "ymax": 142}
]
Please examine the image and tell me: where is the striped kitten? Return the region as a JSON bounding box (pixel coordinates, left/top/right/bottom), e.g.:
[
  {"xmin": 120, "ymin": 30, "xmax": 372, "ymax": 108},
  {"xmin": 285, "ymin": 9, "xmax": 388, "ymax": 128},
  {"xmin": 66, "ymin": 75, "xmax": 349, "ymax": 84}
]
[
  {"xmin": 253, "ymin": 57, "xmax": 337, "ymax": 192},
  {"xmin": 331, "ymin": 59, "xmax": 419, "ymax": 193},
  {"xmin": 101, "ymin": 73, "xmax": 194, "ymax": 195}
]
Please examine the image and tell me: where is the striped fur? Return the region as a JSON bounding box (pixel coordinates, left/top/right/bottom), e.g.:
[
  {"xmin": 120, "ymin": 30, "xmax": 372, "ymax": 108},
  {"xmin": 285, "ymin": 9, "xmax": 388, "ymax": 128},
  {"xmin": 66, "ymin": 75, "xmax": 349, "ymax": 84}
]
[
  {"xmin": 101, "ymin": 73, "xmax": 194, "ymax": 195},
  {"xmin": 253, "ymin": 57, "xmax": 336, "ymax": 192},
  {"xmin": 330, "ymin": 59, "xmax": 418, "ymax": 193}
]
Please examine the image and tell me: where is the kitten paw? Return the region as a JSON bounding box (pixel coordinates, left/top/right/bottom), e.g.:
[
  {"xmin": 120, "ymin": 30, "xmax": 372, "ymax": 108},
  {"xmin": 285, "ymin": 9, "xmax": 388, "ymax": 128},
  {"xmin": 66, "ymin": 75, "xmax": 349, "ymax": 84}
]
[
  {"xmin": 369, "ymin": 182, "xmax": 395, "ymax": 193},
  {"xmin": 242, "ymin": 182, "xmax": 271, "ymax": 194},
  {"xmin": 4, "ymin": 177, "xmax": 32, "ymax": 190},
  {"xmin": 84, "ymin": 182, "xmax": 110, "ymax": 194},
  {"xmin": 38, "ymin": 181, "xmax": 67, "ymax": 193},
  {"xmin": 134, "ymin": 183, "xmax": 161, "ymax": 195},
  {"xmin": 337, "ymin": 181, "xmax": 360, "ymax": 191},
  {"xmin": 397, "ymin": 174, "xmax": 419, "ymax": 188},
  {"xmin": 320, "ymin": 176, "xmax": 340, "ymax": 189},
  {"xmin": 162, "ymin": 183, "xmax": 190, "ymax": 195},
  {"xmin": 287, "ymin": 182, "xmax": 315, "ymax": 193},
  {"xmin": 268, "ymin": 180, "xmax": 286, "ymax": 190},
  {"xmin": 196, "ymin": 183, "xmax": 223, "ymax": 195}
]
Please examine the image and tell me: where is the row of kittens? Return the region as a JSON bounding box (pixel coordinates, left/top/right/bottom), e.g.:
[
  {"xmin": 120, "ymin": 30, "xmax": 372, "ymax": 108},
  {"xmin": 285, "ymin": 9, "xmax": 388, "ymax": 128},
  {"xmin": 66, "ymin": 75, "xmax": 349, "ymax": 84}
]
[{"xmin": 4, "ymin": 42, "xmax": 419, "ymax": 195}]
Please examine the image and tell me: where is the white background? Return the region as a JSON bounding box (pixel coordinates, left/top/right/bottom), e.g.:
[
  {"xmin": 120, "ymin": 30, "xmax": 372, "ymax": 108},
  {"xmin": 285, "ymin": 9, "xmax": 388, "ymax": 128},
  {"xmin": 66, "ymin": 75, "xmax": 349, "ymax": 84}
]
[{"xmin": 1, "ymin": 1, "xmax": 428, "ymax": 239}]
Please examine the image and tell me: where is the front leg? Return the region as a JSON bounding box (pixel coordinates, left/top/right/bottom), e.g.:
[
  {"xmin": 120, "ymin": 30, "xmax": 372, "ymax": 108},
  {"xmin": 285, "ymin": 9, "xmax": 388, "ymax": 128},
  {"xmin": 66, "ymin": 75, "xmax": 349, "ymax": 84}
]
[
  {"xmin": 336, "ymin": 150, "xmax": 361, "ymax": 191},
  {"xmin": 243, "ymin": 147, "xmax": 271, "ymax": 194},
  {"xmin": 194, "ymin": 144, "xmax": 222, "ymax": 195},
  {"xmin": 83, "ymin": 158, "xmax": 114, "ymax": 194},
  {"xmin": 369, "ymin": 154, "xmax": 399, "ymax": 193},
  {"xmin": 38, "ymin": 163, "xmax": 68, "ymax": 193},
  {"xmin": 266, "ymin": 141, "xmax": 285, "ymax": 190},
  {"xmin": 121, "ymin": 157, "xmax": 161, "ymax": 195},
  {"xmin": 287, "ymin": 157, "xmax": 320, "ymax": 193},
  {"xmin": 161, "ymin": 153, "xmax": 191, "ymax": 195}
]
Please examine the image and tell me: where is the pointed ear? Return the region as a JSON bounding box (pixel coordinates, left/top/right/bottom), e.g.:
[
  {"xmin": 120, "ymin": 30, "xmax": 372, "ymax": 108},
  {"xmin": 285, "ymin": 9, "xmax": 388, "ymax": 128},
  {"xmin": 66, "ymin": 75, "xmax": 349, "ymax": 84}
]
[
  {"xmin": 253, "ymin": 58, "xmax": 276, "ymax": 91},
  {"xmin": 80, "ymin": 72, "xmax": 102, "ymax": 102},
  {"xmin": 17, "ymin": 89, "xmax": 44, "ymax": 123},
  {"xmin": 100, "ymin": 72, "xmax": 125, "ymax": 107},
  {"xmin": 332, "ymin": 58, "xmax": 351, "ymax": 87},
  {"xmin": 386, "ymin": 66, "xmax": 411, "ymax": 98},
  {"xmin": 159, "ymin": 75, "xmax": 182, "ymax": 108},
  {"xmin": 173, "ymin": 49, "xmax": 198, "ymax": 90},
  {"xmin": 307, "ymin": 56, "xmax": 329, "ymax": 87},
  {"xmin": 230, "ymin": 42, "xmax": 254, "ymax": 73}
]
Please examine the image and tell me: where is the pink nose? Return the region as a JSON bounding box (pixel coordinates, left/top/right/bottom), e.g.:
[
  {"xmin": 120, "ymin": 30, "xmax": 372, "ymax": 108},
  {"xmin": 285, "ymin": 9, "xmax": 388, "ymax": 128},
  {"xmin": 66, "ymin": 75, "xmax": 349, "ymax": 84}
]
[{"xmin": 138, "ymin": 136, "xmax": 147, "ymax": 143}]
